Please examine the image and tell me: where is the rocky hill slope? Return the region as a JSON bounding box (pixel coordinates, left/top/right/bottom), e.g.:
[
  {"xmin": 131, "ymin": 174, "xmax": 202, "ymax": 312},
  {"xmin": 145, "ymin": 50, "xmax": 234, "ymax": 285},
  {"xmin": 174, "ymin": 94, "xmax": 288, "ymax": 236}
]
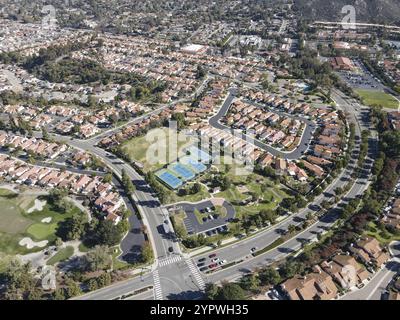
[{"xmin": 293, "ymin": 0, "xmax": 400, "ymax": 25}]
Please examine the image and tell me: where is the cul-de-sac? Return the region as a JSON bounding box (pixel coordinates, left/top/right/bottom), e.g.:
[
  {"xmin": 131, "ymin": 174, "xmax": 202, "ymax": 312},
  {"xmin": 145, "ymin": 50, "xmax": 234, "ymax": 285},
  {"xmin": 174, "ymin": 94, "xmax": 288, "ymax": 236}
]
[{"xmin": 0, "ymin": 0, "xmax": 400, "ymax": 302}]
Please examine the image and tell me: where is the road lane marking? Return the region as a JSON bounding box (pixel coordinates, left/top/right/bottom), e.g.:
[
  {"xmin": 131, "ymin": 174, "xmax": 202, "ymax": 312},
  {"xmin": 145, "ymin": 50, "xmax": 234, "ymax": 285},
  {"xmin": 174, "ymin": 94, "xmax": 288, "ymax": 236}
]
[
  {"xmin": 186, "ymin": 259, "xmax": 206, "ymax": 290},
  {"xmin": 152, "ymin": 270, "xmax": 163, "ymax": 300},
  {"xmin": 158, "ymin": 255, "xmax": 182, "ymax": 267}
]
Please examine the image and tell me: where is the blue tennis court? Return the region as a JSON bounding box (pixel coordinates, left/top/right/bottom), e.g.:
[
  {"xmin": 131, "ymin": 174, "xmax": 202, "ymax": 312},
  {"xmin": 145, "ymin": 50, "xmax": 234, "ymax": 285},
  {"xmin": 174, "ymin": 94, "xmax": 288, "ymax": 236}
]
[
  {"xmin": 187, "ymin": 146, "xmax": 211, "ymax": 163},
  {"xmin": 155, "ymin": 170, "xmax": 183, "ymax": 189},
  {"xmin": 169, "ymin": 163, "xmax": 195, "ymax": 181},
  {"xmin": 181, "ymin": 156, "xmax": 207, "ymax": 173}
]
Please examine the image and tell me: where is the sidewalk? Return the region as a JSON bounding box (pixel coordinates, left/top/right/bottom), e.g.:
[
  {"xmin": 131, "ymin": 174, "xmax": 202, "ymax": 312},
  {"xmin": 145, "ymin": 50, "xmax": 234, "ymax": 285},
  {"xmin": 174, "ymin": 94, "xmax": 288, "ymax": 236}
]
[{"xmin": 183, "ymin": 214, "xmax": 288, "ymax": 258}]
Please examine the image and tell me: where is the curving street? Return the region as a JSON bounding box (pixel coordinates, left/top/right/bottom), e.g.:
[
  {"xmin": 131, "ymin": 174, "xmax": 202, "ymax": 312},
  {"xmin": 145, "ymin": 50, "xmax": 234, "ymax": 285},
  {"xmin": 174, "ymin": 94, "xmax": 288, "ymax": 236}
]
[
  {"xmin": 71, "ymin": 88, "xmax": 377, "ymax": 300},
  {"xmin": 208, "ymin": 90, "xmax": 318, "ymax": 160}
]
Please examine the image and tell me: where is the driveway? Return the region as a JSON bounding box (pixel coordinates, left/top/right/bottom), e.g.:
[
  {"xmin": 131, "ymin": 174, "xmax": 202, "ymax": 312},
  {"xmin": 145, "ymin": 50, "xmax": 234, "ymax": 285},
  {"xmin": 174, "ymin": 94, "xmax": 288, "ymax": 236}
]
[{"xmin": 340, "ymin": 241, "xmax": 400, "ymax": 300}]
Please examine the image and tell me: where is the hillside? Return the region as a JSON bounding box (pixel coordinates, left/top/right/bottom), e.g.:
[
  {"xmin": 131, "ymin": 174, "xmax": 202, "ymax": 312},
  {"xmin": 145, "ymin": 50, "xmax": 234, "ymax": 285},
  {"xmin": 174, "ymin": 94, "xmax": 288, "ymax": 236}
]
[{"xmin": 293, "ymin": 0, "xmax": 400, "ymax": 25}]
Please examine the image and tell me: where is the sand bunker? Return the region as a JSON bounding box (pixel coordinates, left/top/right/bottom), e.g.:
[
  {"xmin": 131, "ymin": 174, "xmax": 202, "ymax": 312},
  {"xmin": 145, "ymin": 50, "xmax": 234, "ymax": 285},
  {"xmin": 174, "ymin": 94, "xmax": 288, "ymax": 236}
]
[
  {"xmin": 27, "ymin": 199, "xmax": 47, "ymax": 213},
  {"xmin": 19, "ymin": 237, "xmax": 48, "ymax": 249},
  {"xmin": 41, "ymin": 217, "xmax": 52, "ymax": 223}
]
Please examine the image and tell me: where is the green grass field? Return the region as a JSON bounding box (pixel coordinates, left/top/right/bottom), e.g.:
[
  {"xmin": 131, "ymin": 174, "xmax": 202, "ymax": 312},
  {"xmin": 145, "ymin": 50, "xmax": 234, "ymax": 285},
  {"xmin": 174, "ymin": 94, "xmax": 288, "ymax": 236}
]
[
  {"xmin": 27, "ymin": 223, "xmax": 58, "ymax": 241},
  {"xmin": 0, "ymin": 253, "xmax": 13, "ymax": 273},
  {"xmin": 356, "ymin": 89, "xmax": 399, "ymax": 109},
  {"xmin": 122, "ymin": 127, "xmax": 195, "ymax": 172},
  {"xmin": 212, "ymin": 157, "xmax": 290, "ymax": 218},
  {"xmin": 0, "ymin": 190, "xmax": 34, "ymax": 234},
  {"xmin": 364, "ymin": 221, "xmax": 400, "ymax": 245},
  {"xmin": 111, "ymin": 247, "xmax": 129, "ymax": 270},
  {"xmin": 47, "ymin": 246, "xmax": 74, "ymax": 265},
  {"xmin": 0, "ymin": 188, "xmax": 81, "ymax": 255},
  {"xmin": 154, "ymin": 180, "xmax": 212, "ymax": 205},
  {"xmin": 172, "ymin": 210, "xmax": 187, "ymax": 231},
  {"xmin": 193, "ymin": 209, "xmax": 204, "ymax": 225}
]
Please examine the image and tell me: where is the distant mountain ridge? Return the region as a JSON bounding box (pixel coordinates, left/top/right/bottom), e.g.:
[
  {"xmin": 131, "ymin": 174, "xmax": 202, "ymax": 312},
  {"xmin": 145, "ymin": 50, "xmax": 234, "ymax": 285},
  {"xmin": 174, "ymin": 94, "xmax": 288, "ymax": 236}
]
[{"xmin": 293, "ymin": 0, "xmax": 400, "ymax": 25}]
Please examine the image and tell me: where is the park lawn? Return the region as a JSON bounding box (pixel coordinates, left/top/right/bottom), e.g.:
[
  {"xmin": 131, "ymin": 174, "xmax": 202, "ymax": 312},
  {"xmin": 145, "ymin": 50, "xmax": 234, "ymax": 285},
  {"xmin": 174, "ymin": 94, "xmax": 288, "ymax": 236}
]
[
  {"xmin": 47, "ymin": 246, "xmax": 74, "ymax": 265},
  {"xmin": 216, "ymin": 171, "xmax": 289, "ymax": 221},
  {"xmin": 204, "ymin": 156, "xmax": 290, "ymax": 219},
  {"xmin": 121, "ymin": 127, "xmax": 195, "ymax": 172},
  {"xmin": 215, "ymin": 205, "xmax": 227, "ymax": 218},
  {"xmin": 215, "ymin": 176, "xmax": 288, "ymax": 217},
  {"xmin": 235, "ymin": 200, "xmax": 282, "ymax": 218},
  {"xmin": 356, "ymin": 89, "xmax": 399, "ymax": 109},
  {"xmin": 172, "ymin": 210, "xmax": 187, "ymax": 231},
  {"xmin": 216, "ymin": 186, "xmax": 248, "ymax": 203},
  {"xmin": 158, "ymin": 181, "xmax": 211, "ymax": 205},
  {"xmin": 193, "ymin": 209, "xmax": 204, "ymax": 225},
  {"xmin": 174, "ymin": 183, "xmax": 210, "ymax": 203},
  {"xmin": 108, "ymin": 247, "xmax": 130, "ymax": 270}
]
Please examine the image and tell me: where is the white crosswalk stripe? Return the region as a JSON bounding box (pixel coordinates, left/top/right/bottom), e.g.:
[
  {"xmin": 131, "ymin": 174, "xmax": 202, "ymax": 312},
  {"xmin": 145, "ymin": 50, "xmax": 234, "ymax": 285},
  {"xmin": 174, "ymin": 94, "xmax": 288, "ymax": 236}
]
[
  {"xmin": 158, "ymin": 255, "xmax": 183, "ymax": 267},
  {"xmin": 186, "ymin": 259, "xmax": 206, "ymax": 290},
  {"xmin": 153, "ymin": 270, "xmax": 163, "ymax": 300}
]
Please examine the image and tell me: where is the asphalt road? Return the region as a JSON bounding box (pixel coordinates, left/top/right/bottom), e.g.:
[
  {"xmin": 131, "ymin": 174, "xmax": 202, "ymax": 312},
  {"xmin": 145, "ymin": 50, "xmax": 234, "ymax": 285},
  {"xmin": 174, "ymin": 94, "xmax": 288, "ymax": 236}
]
[
  {"xmin": 86, "ymin": 76, "xmax": 211, "ymax": 146},
  {"xmin": 71, "ymin": 88, "xmax": 376, "ymax": 300},
  {"xmin": 208, "ymin": 91, "xmax": 317, "ymax": 160},
  {"xmin": 51, "ymin": 135, "xmax": 209, "ymax": 300},
  {"xmin": 194, "ymin": 89, "xmax": 376, "ymax": 282},
  {"xmin": 75, "ymin": 273, "xmax": 154, "ymax": 300},
  {"xmin": 65, "ymin": 138, "xmax": 180, "ymax": 260},
  {"xmin": 168, "ymin": 200, "xmax": 235, "ymax": 235},
  {"xmin": 75, "ymin": 257, "xmax": 206, "ymax": 300}
]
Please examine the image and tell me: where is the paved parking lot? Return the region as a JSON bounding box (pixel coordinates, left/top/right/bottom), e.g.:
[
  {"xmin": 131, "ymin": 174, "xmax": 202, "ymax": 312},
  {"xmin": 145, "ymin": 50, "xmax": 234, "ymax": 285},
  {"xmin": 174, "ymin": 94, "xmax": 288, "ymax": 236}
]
[
  {"xmin": 168, "ymin": 199, "xmax": 235, "ymax": 235},
  {"xmin": 337, "ymin": 59, "xmax": 385, "ymax": 90}
]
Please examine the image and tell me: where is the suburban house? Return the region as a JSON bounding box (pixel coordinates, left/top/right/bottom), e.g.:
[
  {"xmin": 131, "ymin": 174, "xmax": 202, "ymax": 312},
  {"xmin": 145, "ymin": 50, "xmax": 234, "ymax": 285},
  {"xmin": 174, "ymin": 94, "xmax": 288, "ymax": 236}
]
[
  {"xmin": 321, "ymin": 254, "xmax": 371, "ymax": 289},
  {"xmin": 281, "ymin": 266, "xmax": 338, "ymax": 300},
  {"xmin": 349, "ymin": 237, "xmax": 389, "ymax": 268}
]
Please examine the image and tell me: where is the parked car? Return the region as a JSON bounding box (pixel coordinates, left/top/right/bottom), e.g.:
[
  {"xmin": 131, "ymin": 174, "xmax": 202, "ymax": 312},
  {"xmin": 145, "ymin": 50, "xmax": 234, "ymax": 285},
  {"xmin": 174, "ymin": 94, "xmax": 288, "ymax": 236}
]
[
  {"xmin": 267, "ymin": 290, "xmax": 279, "ymax": 300},
  {"xmin": 218, "ymin": 260, "xmax": 227, "ymax": 266},
  {"xmin": 197, "ymin": 263, "xmax": 205, "ymax": 267},
  {"xmin": 211, "ymin": 257, "xmax": 220, "ymax": 263},
  {"xmin": 209, "ymin": 253, "xmax": 217, "ymax": 258},
  {"xmin": 208, "ymin": 263, "xmax": 217, "ymax": 269},
  {"xmin": 250, "ymin": 247, "xmax": 257, "ymax": 253},
  {"xmin": 199, "ymin": 266, "xmax": 208, "ymax": 272},
  {"xmin": 198, "ymin": 257, "xmax": 206, "ymax": 263}
]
